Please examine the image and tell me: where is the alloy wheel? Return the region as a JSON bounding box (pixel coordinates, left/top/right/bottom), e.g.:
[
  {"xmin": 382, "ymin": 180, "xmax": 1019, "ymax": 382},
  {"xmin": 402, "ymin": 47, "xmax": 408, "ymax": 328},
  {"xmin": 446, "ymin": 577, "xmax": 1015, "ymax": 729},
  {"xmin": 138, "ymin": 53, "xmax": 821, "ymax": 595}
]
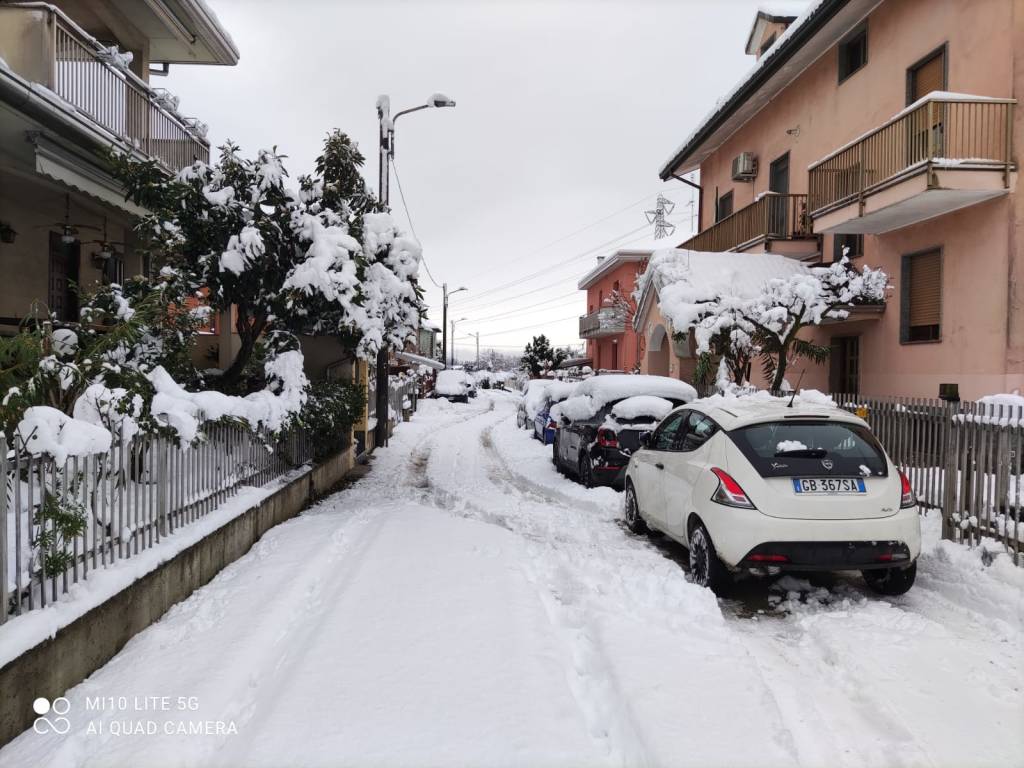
[{"xmin": 689, "ymin": 527, "xmax": 710, "ymax": 586}]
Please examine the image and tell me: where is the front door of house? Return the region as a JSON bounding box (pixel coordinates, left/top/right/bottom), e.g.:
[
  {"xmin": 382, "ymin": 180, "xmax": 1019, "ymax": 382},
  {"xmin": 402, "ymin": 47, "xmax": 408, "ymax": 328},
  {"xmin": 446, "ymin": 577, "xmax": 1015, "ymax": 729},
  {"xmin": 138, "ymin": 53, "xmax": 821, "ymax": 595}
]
[{"xmin": 48, "ymin": 232, "xmax": 80, "ymax": 322}]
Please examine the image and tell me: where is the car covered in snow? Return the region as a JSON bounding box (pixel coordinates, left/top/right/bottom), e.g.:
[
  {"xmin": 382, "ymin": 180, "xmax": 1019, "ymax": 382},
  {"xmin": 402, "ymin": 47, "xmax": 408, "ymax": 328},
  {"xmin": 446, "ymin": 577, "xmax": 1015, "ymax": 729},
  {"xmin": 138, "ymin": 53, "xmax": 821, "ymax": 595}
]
[
  {"xmin": 434, "ymin": 370, "xmax": 476, "ymax": 403},
  {"xmin": 517, "ymin": 380, "xmax": 549, "ymax": 429},
  {"xmin": 532, "ymin": 381, "xmax": 576, "ymax": 444},
  {"xmin": 622, "ymin": 394, "xmax": 922, "ymax": 596},
  {"xmin": 551, "ymin": 375, "xmax": 697, "ymax": 489}
]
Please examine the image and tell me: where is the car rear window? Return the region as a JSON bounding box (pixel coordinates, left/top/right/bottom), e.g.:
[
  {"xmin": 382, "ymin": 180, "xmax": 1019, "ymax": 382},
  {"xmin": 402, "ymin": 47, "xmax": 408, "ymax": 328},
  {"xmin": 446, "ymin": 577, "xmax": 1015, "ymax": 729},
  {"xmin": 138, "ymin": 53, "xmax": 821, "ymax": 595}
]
[{"xmin": 727, "ymin": 420, "xmax": 888, "ymax": 478}]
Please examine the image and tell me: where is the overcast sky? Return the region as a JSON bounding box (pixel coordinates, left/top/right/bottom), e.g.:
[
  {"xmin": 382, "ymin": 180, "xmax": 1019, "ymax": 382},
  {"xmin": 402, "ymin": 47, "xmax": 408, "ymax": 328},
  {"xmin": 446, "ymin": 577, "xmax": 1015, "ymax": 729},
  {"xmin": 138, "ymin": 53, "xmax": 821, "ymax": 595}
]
[{"xmin": 165, "ymin": 0, "xmax": 770, "ymax": 359}]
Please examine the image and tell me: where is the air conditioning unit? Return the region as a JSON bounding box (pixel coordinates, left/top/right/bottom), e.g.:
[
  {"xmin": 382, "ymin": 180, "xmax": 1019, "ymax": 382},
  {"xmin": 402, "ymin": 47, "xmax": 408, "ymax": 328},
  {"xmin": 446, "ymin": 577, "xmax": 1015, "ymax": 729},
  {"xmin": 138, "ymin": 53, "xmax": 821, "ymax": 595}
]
[{"xmin": 731, "ymin": 152, "xmax": 758, "ymax": 181}]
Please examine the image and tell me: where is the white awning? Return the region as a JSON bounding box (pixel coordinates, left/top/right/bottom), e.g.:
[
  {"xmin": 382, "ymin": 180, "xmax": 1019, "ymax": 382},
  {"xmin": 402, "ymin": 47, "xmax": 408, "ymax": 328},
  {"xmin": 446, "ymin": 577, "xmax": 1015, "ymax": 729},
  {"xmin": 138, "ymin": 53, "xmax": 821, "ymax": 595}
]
[
  {"xmin": 35, "ymin": 141, "xmax": 149, "ymax": 218},
  {"xmin": 396, "ymin": 351, "xmax": 444, "ymax": 370}
]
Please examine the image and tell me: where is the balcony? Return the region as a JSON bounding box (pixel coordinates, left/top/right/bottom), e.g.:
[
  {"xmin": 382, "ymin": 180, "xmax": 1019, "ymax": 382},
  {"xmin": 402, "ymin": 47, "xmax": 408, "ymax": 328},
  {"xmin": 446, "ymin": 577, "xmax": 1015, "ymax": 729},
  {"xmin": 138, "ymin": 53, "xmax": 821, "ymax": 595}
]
[
  {"xmin": 579, "ymin": 308, "xmax": 625, "ymax": 339},
  {"xmin": 0, "ymin": 5, "xmax": 210, "ymax": 171},
  {"xmin": 808, "ymin": 95, "xmax": 1015, "ymax": 234},
  {"xmin": 680, "ymin": 193, "xmax": 814, "ymax": 254}
]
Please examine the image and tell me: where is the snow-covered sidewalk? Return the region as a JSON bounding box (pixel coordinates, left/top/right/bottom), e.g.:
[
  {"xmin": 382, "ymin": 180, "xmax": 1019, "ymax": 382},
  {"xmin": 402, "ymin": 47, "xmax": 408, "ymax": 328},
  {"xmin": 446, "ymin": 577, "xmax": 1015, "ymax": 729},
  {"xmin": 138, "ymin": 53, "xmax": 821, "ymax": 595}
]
[{"xmin": 2, "ymin": 392, "xmax": 1021, "ymax": 768}]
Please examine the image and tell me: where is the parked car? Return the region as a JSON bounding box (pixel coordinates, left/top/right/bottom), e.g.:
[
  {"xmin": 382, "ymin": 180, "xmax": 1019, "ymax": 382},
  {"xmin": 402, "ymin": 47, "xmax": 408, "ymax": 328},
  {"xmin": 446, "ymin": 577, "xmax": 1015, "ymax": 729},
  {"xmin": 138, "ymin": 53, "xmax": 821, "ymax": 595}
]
[
  {"xmin": 434, "ymin": 370, "xmax": 475, "ymax": 403},
  {"xmin": 532, "ymin": 381, "xmax": 575, "ymax": 444},
  {"xmin": 552, "ymin": 375, "xmax": 696, "ymax": 488},
  {"xmin": 518, "ymin": 380, "xmax": 550, "ymax": 429},
  {"xmin": 622, "ymin": 397, "xmax": 921, "ymax": 596}
]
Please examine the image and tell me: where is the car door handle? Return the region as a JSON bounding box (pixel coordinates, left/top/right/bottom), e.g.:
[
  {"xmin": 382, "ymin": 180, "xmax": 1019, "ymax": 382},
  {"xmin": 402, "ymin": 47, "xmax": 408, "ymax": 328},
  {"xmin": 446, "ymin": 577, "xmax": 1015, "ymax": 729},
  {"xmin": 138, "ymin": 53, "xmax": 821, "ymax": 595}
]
[{"xmin": 655, "ymin": 462, "xmax": 665, "ymax": 470}]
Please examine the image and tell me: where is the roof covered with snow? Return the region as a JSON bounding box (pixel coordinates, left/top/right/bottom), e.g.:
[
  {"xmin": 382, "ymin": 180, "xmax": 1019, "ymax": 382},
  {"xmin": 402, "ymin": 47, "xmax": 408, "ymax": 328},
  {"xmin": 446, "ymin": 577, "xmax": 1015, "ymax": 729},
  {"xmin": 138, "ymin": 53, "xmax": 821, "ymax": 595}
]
[
  {"xmin": 658, "ymin": 0, "xmax": 879, "ymax": 178},
  {"xmin": 685, "ymin": 389, "xmax": 867, "ymax": 430}
]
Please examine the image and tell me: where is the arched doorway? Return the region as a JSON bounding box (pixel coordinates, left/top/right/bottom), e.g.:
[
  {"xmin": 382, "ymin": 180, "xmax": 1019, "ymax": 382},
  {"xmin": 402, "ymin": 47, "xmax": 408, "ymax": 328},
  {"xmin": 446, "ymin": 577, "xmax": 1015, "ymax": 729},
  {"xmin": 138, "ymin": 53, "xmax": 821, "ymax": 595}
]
[{"xmin": 647, "ymin": 324, "xmax": 670, "ymax": 376}]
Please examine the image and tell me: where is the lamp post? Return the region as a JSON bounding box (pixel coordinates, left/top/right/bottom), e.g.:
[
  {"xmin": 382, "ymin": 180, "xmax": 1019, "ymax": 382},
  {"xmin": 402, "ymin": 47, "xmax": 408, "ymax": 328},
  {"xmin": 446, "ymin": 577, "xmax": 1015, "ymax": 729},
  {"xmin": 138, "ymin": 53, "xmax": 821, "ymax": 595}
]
[
  {"xmin": 442, "ymin": 283, "xmax": 467, "ymax": 368},
  {"xmin": 374, "ymin": 92, "xmax": 456, "ymax": 448},
  {"xmin": 449, "ymin": 317, "xmax": 467, "ymax": 367}
]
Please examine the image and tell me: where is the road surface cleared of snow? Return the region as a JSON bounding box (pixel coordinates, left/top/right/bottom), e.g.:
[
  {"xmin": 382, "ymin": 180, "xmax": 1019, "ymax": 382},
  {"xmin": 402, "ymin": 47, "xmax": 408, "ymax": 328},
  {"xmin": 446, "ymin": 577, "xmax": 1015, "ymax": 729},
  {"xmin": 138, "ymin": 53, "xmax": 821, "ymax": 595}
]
[{"xmin": 2, "ymin": 391, "xmax": 1021, "ymax": 768}]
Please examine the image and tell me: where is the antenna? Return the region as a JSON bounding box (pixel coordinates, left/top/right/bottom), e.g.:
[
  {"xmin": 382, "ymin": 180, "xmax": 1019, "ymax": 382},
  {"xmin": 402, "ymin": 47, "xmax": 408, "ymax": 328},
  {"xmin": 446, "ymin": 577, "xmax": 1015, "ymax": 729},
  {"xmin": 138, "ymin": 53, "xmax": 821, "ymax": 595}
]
[{"xmin": 787, "ymin": 369, "xmax": 806, "ymax": 408}]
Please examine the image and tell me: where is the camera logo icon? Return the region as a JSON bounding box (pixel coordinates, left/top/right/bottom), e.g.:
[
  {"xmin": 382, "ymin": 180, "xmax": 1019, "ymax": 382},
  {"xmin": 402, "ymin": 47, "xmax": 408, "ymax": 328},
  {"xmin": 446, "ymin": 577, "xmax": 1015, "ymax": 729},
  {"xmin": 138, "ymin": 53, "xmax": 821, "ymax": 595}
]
[{"xmin": 32, "ymin": 697, "xmax": 71, "ymax": 735}]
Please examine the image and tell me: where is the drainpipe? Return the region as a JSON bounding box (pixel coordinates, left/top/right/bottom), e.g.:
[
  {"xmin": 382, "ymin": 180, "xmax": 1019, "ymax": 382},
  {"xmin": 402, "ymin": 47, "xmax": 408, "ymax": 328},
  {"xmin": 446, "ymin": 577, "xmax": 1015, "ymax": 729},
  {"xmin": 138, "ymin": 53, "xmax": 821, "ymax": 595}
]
[{"xmin": 672, "ymin": 173, "xmax": 703, "ymax": 234}]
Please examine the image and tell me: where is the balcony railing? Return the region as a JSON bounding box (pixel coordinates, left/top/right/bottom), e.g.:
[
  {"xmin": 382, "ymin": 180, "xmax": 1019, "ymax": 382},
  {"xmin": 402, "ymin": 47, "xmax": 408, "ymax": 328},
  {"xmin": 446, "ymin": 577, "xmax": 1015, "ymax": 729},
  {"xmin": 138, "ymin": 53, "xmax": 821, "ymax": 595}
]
[
  {"xmin": 0, "ymin": 5, "xmax": 210, "ymax": 171},
  {"xmin": 680, "ymin": 193, "xmax": 811, "ymax": 253},
  {"xmin": 808, "ymin": 96, "xmax": 1014, "ymax": 216},
  {"xmin": 579, "ymin": 307, "xmax": 625, "ymax": 338}
]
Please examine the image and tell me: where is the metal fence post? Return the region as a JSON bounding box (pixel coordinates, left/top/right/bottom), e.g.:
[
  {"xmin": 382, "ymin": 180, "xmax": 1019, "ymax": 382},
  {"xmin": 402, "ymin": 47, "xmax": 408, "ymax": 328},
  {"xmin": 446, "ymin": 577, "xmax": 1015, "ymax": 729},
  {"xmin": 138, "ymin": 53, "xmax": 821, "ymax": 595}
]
[
  {"xmin": 1, "ymin": 432, "xmax": 8, "ymax": 625},
  {"xmin": 157, "ymin": 439, "xmax": 168, "ymax": 538},
  {"xmin": 941, "ymin": 401, "xmax": 959, "ymax": 541}
]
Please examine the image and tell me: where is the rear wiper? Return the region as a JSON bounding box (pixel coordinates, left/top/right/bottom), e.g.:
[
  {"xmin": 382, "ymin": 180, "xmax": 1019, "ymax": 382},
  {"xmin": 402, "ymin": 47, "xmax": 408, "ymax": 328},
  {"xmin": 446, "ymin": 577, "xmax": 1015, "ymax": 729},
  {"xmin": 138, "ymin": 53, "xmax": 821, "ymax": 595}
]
[{"xmin": 774, "ymin": 448, "xmax": 828, "ymax": 458}]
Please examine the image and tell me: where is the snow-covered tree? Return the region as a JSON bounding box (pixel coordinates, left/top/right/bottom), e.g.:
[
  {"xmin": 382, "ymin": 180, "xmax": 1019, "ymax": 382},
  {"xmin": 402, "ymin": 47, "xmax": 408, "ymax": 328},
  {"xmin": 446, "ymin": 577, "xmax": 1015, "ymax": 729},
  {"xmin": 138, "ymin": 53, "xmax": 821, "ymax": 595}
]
[
  {"xmin": 521, "ymin": 335, "xmax": 567, "ymax": 378},
  {"xmin": 114, "ymin": 142, "xmax": 365, "ymax": 388}
]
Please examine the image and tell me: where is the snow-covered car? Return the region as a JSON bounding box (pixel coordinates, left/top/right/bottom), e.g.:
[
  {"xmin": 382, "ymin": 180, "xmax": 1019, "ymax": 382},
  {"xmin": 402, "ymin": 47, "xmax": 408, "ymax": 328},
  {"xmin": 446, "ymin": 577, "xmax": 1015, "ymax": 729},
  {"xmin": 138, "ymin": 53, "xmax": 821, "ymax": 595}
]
[
  {"xmin": 551, "ymin": 375, "xmax": 697, "ymax": 489},
  {"xmin": 623, "ymin": 396, "xmax": 921, "ymax": 596},
  {"xmin": 434, "ymin": 370, "xmax": 475, "ymax": 403},
  {"xmin": 532, "ymin": 381, "xmax": 575, "ymax": 444},
  {"xmin": 518, "ymin": 380, "xmax": 549, "ymax": 429}
]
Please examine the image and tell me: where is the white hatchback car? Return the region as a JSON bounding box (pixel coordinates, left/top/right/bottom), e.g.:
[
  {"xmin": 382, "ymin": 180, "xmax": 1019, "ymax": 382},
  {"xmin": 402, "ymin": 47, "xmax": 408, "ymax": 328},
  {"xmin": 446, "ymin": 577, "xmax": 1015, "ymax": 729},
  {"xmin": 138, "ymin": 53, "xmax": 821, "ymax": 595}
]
[{"xmin": 623, "ymin": 398, "xmax": 921, "ymax": 595}]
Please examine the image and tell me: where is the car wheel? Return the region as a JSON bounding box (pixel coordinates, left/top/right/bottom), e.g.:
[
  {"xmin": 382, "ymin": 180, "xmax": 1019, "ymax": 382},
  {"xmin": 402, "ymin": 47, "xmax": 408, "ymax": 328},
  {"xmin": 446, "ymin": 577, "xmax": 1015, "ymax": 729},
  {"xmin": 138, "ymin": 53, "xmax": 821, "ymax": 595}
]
[
  {"xmin": 688, "ymin": 523, "xmax": 730, "ymax": 594},
  {"xmin": 862, "ymin": 562, "xmax": 917, "ymax": 596},
  {"xmin": 623, "ymin": 483, "xmax": 647, "ymax": 534},
  {"xmin": 579, "ymin": 456, "xmax": 595, "ymax": 488}
]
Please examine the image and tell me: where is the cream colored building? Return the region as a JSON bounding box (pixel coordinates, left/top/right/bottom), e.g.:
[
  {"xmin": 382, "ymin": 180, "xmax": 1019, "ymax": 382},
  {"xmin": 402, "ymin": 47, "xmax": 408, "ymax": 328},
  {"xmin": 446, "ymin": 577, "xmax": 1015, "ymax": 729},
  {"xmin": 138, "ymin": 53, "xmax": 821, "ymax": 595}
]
[
  {"xmin": 0, "ymin": 0, "xmax": 237, "ymax": 360},
  {"xmin": 650, "ymin": 0, "xmax": 1021, "ymax": 399}
]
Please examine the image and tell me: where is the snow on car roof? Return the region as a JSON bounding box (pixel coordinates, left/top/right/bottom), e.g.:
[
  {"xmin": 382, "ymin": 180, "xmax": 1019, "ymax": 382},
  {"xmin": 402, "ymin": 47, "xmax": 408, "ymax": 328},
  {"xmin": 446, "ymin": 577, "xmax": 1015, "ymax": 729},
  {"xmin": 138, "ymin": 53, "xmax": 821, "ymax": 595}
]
[
  {"xmin": 685, "ymin": 390, "xmax": 866, "ymax": 430},
  {"xmin": 611, "ymin": 396, "xmax": 674, "ymax": 421},
  {"xmin": 435, "ymin": 369, "xmax": 474, "ymax": 395},
  {"xmin": 552, "ymin": 375, "xmax": 696, "ymax": 423}
]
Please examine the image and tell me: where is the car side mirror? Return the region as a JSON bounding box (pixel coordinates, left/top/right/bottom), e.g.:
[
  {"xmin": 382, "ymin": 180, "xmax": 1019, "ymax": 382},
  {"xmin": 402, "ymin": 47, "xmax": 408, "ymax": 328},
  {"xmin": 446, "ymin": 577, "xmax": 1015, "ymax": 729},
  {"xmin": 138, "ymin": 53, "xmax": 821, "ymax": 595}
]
[{"xmin": 639, "ymin": 432, "xmax": 652, "ymax": 448}]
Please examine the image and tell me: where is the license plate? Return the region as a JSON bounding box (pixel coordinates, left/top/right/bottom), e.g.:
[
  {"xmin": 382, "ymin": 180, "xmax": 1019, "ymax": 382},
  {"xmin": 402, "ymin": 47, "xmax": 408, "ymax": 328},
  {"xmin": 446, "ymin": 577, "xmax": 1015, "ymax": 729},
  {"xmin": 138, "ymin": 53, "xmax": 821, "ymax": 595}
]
[{"xmin": 792, "ymin": 477, "xmax": 866, "ymax": 495}]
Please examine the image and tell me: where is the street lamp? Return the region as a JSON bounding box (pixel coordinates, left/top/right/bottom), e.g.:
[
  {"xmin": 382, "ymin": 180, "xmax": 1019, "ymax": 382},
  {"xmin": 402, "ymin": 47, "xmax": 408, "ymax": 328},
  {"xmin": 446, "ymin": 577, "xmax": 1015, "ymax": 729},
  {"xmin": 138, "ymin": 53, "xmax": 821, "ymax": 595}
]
[
  {"xmin": 442, "ymin": 283, "xmax": 467, "ymax": 368},
  {"xmin": 373, "ymin": 92, "xmax": 456, "ymax": 448},
  {"xmin": 450, "ymin": 317, "xmax": 467, "ymax": 367}
]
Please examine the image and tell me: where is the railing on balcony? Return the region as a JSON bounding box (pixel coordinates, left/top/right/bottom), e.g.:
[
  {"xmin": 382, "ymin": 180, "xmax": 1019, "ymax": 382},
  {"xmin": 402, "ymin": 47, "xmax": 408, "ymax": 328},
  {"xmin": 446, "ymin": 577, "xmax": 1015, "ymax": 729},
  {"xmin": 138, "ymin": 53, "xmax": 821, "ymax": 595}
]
[
  {"xmin": 808, "ymin": 96, "xmax": 1015, "ymax": 216},
  {"xmin": 579, "ymin": 307, "xmax": 625, "ymax": 338},
  {"xmin": 680, "ymin": 193, "xmax": 811, "ymax": 253},
  {"xmin": 47, "ymin": 10, "xmax": 209, "ymax": 170}
]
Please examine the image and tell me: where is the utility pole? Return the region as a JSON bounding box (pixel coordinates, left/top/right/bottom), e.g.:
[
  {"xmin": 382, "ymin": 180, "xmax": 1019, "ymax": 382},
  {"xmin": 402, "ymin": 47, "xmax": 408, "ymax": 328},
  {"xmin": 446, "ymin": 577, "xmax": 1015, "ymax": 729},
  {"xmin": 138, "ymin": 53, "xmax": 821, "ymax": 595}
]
[
  {"xmin": 468, "ymin": 331, "xmax": 480, "ymax": 364},
  {"xmin": 374, "ymin": 91, "xmax": 456, "ymax": 442},
  {"xmin": 374, "ymin": 96, "xmax": 392, "ymax": 450},
  {"xmin": 442, "ymin": 283, "xmax": 467, "ymax": 369}
]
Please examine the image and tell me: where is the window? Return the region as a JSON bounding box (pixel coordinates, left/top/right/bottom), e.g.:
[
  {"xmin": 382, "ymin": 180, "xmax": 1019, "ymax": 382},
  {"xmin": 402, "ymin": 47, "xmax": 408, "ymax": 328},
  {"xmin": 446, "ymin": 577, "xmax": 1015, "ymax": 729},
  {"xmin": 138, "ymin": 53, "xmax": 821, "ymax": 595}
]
[
  {"xmin": 48, "ymin": 232, "xmax": 79, "ymax": 322},
  {"xmin": 838, "ymin": 24, "xmax": 867, "ymax": 82},
  {"xmin": 717, "ymin": 191, "xmax": 734, "ymax": 221},
  {"xmin": 901, "ymin": 249, "xmax": 942, "ymax": 343},
  {"xmin": 833, "ymin": 233, "xmax": 863, "ymax": 261},
  {"xmin": 907, "ymin": 45, "xmax": 947, "ymax": 104},
  {"xmin": 652, "ymin": 412, "xmax": 687, "ymax": 450},
  {"xmin": 728, "ymin": 420, "xmax": 887, "ymax": 478},
  {"xmin": 677, "ymin": 412, "xmax": 718, "ymax": 452}
]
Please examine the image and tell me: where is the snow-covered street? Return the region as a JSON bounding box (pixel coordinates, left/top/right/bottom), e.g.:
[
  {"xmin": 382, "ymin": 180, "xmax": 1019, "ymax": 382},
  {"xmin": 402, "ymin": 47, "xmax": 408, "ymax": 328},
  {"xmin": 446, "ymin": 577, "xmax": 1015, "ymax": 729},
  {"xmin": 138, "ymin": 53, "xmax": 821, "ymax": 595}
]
[{"xmin": 4, "ymin": 391, "xmax": 1022, "ymax": 768}]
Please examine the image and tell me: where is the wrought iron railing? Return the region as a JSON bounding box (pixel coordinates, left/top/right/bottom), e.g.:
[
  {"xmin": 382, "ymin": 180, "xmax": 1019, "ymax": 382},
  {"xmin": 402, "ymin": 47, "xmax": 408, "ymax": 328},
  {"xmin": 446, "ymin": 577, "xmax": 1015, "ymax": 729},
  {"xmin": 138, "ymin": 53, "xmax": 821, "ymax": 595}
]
[
  {"xmin": 681, "ymin": 193, "xmax": 811, "ymax": 253},
  {"xmin": 808, "ymin": 96, "xmax": 1015, "ymax": 215}
]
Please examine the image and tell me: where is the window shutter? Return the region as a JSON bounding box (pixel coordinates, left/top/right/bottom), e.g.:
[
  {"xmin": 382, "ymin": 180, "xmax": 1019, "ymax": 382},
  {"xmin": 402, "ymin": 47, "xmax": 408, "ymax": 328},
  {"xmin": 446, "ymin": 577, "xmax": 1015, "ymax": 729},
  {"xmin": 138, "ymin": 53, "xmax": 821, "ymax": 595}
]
[
  {"xmin": 909, "ymin": 251, "xmax": 941, "ymax": 327},
  {"xmin": 911, "ymin": 52, "xmax": 945, "ymax": 101}
]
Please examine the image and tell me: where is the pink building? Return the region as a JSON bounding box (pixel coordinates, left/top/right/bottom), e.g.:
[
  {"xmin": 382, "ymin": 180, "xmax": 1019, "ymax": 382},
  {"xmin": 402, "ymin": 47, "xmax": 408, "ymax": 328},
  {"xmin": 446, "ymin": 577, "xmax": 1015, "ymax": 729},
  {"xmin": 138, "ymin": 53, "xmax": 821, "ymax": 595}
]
[
  {"xmin": 653, "ymin": 0, "xmax": 1022, "ymax": 399},
  {"xmin": 578, "ymin": 247, "xmax": 652, "ymax": 372}
]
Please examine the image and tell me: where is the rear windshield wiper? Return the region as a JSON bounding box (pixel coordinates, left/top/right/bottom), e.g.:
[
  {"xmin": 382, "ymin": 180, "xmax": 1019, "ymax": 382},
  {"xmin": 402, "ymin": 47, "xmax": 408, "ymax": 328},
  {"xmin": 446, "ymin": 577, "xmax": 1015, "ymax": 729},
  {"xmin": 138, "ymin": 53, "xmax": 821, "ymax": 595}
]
[{"xmin": 774, "ymin": 448, "xmax": 828, "ymax": 458}]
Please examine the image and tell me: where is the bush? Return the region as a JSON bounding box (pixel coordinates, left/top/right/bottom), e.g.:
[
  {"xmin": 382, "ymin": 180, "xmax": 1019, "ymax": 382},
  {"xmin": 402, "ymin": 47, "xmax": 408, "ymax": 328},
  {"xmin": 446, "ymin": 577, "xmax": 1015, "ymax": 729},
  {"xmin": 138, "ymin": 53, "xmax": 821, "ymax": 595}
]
[{"xmin": 301, "ymin": 379, "xmax": 366, "ymax": 460}]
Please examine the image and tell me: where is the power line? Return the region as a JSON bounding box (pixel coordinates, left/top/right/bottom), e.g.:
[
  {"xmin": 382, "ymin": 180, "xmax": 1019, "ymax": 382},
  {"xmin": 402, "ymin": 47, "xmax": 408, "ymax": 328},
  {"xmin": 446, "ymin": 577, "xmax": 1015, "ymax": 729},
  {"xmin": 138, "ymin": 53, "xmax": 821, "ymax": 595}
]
[
  {"xmin": 464, "ymin": 290, "xmax": 581, "ymax": 323},
  {"xmin": 457, "ymin": 183, "xmax": 683, "ymax": 286},
  {"xmin": 391, "ymin": 156, "xmax": 441, "ymax": 289},
  {"xmin": 468, "ymin": 313, "xmax": 581, "ymax": 338}
]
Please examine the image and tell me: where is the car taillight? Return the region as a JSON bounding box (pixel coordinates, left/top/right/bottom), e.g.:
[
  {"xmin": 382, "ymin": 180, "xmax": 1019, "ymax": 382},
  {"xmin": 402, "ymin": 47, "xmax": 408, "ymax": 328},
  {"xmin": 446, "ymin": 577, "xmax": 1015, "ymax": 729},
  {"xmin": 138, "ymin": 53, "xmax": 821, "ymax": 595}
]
[
  {"xmin": 710, "ymin": 467, "xmax": 756, "ymax": 510},
  {"xmin": 899, "ymin": 471, "xmax": 917, "ymax": 509},
  {"xmin": 597, "ymin": 428, "xmax": 618, "ymax": 448}
]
